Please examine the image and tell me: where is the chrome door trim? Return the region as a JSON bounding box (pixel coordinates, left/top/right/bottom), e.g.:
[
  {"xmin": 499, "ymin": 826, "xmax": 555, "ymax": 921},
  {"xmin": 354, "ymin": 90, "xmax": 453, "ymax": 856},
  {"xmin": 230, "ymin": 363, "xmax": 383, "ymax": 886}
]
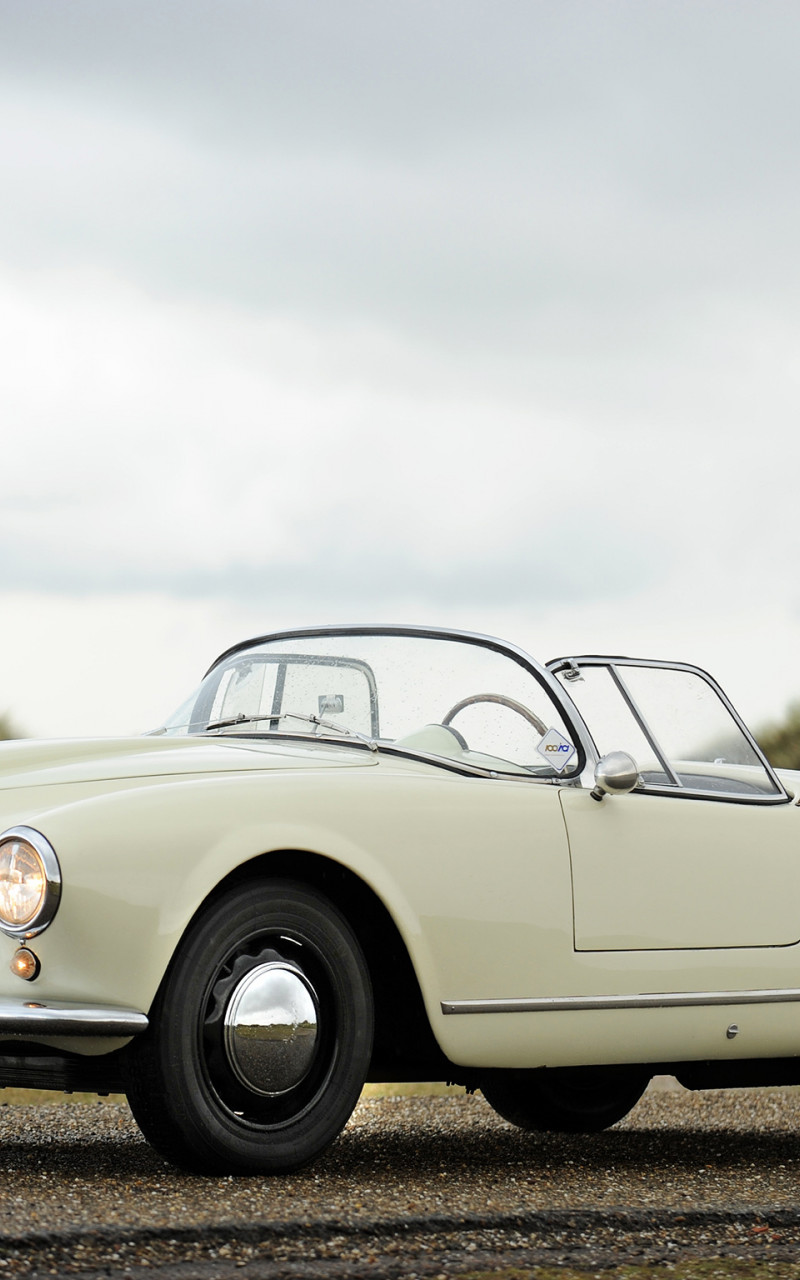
[{"xmin": 441, "ymin": 987, "xmax": 800, "ymax": 1015}]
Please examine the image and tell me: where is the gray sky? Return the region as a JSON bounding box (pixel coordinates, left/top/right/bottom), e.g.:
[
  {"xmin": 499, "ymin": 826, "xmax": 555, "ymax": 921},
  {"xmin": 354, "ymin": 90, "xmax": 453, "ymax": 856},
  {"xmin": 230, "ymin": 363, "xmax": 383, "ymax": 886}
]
[{"xmin": 1, "ymin": 1, "xmax": 799, "ymax": 735}]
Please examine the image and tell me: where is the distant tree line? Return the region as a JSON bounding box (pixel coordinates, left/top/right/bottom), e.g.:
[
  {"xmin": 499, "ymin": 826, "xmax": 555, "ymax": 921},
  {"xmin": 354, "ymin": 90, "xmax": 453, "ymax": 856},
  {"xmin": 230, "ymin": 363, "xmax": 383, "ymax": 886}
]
[{"xmin": 757, "ymin": 703, "xmax": 800, "ymax": 772}]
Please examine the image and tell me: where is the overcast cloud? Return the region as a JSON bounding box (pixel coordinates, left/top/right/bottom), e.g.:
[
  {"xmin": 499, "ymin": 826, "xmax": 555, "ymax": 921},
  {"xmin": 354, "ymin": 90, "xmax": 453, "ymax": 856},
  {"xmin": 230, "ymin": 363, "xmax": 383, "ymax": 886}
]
[{"xmin": 0, "ymin": 1, "xmax": 799, "ymax": 734}]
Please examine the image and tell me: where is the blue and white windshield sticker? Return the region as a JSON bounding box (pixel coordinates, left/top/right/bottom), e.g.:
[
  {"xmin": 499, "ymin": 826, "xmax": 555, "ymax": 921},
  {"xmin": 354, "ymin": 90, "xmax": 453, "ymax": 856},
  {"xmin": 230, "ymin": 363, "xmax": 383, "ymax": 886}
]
[{"xmin": 536, "ymin": 727, "xmax": 577, "ymax": 772}]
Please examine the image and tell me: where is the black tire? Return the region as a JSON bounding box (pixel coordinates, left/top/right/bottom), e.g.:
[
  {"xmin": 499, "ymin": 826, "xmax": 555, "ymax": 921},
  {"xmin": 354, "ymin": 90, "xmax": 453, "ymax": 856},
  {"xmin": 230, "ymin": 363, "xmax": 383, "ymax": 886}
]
[
  {"xmin": 481, "ymin": 1065, "xmax": 649, "ymax": 1134},
  {"xmin": 125, "ymin": 879, "xmax": 373, "ymax": 1174}
]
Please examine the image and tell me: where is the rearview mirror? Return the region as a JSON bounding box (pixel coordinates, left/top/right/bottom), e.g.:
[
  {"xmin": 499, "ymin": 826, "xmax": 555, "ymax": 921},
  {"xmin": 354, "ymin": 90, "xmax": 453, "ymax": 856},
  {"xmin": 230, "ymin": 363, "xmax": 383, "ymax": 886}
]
[{"xmin": 590, "ymin": 751, "xmax": 640, "ymax": 802}]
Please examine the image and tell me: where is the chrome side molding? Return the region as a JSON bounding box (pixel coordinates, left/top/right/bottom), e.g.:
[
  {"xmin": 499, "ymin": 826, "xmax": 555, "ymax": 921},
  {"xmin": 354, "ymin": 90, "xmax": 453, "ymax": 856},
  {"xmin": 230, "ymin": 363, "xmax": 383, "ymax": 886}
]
[{"xmin": 442, "ymin": 987, "xmax": 800, "ymax": 1015}]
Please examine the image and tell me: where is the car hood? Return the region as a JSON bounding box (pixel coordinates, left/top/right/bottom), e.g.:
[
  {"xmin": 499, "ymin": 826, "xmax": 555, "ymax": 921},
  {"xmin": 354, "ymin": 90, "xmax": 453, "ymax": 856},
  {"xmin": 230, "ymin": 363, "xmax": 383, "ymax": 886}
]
[{"xmin": 0, "ymin": 735, "xmax": 378, "ymax": 790}]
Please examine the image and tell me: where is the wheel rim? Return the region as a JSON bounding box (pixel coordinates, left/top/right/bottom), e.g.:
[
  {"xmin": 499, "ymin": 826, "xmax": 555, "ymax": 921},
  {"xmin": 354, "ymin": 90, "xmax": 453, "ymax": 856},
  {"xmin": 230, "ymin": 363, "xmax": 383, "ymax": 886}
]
[
  {"xmin": 201, "ymin": 937, "xmax": 336, "ymax": 1127},
  {"xmin": 223, "ymin": 961, "xmax": 319, "ymax": 1096}
]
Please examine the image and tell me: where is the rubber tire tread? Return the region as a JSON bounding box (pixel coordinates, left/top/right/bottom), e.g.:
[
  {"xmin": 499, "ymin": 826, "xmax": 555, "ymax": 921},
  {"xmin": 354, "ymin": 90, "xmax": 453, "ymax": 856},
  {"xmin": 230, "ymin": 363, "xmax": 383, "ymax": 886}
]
[
  {"xmin": 125, "ymin": 878, "xmax": 373, "ymax": 1174},
  {"xmin": 481, "ymin": 1066, "xmax": 649, "ymax": 1134}
]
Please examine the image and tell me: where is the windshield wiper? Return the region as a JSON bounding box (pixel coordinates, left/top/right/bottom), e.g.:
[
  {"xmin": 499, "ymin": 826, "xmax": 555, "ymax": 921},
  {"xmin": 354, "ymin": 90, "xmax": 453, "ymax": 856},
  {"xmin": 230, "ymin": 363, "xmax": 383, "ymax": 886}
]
[{"xmin": 204, "ymin": 711, "xmax": 378, "ymax": 752}]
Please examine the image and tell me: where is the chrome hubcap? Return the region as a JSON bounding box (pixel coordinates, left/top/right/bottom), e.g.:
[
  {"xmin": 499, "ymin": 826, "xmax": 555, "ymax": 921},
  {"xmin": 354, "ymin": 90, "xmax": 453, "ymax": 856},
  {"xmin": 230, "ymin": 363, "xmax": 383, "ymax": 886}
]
[{"xmin": 223, "ymin": 961, "xmax": 319, "ymax": 1096}]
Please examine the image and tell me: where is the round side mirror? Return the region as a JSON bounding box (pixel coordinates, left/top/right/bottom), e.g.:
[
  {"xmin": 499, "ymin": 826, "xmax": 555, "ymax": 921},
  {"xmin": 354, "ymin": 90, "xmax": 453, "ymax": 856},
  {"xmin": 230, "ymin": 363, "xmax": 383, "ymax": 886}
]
[{"xmin": 590, "ymin": 751, "xmax": 640, "ymax": 802}]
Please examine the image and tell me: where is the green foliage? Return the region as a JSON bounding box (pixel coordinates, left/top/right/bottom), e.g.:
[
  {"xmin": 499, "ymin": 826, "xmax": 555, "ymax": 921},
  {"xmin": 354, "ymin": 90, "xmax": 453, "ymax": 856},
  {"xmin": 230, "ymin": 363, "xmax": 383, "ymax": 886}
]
[{"xmin": 757, "ymin": 702, "xmax": 800, "ymax": 771}]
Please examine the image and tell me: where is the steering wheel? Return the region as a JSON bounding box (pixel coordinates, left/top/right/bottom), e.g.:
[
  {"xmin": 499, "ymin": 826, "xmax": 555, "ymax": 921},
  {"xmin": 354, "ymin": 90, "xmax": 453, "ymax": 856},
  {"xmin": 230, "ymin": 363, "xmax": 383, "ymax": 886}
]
[{"xmin": 442, "ymin": 693, "xmax": 548, "ymax": 738}]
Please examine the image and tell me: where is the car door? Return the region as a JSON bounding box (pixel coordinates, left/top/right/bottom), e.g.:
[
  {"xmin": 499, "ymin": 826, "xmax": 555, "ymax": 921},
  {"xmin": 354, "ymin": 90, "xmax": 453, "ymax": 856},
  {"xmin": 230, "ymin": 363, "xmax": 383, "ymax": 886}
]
[
  {"xmin": 559, "ymin": 786, "xmax": 800, "ymax": 950},
  {"xmin": 550, "ymin": 658, "xmax": 797, "ymax": 952}
]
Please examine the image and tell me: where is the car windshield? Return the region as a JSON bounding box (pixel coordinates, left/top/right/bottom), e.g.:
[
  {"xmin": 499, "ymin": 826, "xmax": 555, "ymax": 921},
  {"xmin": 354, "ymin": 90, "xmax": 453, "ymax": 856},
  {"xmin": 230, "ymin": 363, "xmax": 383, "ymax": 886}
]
[{"xmin": 160, "ymin": 629, "xmax": 582, "ymax": 779}]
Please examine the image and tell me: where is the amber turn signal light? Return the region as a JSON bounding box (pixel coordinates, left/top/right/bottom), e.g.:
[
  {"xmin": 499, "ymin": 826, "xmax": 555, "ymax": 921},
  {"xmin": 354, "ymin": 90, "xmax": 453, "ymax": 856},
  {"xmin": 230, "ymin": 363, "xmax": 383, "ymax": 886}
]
[{"xmin": 10, "ymin": 948, "xmax": 40, "ymax": 981}]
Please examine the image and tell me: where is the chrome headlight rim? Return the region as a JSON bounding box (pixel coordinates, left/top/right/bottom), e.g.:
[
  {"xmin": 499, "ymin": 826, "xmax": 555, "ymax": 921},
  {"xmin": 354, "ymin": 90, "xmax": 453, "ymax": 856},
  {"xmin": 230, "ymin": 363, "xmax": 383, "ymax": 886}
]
[{"xmin": 0, "ymin": 826, "xmax": 61, "ymax": 940}]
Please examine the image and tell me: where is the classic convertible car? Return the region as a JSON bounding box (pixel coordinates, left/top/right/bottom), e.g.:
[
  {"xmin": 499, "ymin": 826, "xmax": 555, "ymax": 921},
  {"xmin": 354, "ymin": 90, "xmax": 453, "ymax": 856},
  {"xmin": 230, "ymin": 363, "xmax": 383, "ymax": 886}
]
[{"xmin": 0, "ymin": 624, "xmax": 797, "ymax": 1173}]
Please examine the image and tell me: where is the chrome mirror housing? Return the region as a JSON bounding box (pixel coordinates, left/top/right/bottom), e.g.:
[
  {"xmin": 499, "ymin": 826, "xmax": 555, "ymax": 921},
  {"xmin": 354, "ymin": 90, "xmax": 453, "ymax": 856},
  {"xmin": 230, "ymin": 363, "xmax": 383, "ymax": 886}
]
[{"xmin": 590, "ymin": 751, "xmax": 640, "ymax": 802}]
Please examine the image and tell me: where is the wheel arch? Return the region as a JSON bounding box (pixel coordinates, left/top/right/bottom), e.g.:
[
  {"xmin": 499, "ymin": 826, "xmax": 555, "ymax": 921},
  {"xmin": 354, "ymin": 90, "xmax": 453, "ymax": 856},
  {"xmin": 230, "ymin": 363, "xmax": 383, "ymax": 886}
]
[{"xmin": 159, "ymin": 848, "xmax": 455, "ymax": 1084}]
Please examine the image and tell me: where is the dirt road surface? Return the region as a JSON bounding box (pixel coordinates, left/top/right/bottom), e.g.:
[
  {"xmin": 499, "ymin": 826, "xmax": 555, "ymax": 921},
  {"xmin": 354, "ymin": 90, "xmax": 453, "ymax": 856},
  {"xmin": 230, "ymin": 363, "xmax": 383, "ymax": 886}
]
[{"xmin": 2, "ymin": 1084, "xmax": 800, "ymax": 1277}]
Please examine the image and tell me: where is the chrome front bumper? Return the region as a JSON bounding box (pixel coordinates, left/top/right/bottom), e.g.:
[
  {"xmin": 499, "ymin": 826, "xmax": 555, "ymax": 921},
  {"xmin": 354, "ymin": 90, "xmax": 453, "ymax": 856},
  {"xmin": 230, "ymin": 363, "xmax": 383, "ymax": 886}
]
[{"xmin": 0, "ymin": 998, "xmax": 148, "ymax": 1037}]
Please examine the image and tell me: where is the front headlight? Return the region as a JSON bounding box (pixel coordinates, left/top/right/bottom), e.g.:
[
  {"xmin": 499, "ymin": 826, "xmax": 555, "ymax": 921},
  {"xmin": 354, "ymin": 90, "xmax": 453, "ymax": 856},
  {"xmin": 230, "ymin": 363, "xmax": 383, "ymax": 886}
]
[{"xmin": 0, "ymin": 827, "xmax": 61, "ymax": 938}]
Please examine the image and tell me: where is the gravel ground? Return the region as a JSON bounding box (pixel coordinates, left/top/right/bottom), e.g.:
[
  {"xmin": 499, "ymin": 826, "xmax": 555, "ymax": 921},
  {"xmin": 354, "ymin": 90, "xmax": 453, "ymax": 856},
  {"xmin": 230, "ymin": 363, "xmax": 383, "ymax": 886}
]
[{"xmin": 2, "ymin": 1084, "xmax": 800, "ymax": 1276}]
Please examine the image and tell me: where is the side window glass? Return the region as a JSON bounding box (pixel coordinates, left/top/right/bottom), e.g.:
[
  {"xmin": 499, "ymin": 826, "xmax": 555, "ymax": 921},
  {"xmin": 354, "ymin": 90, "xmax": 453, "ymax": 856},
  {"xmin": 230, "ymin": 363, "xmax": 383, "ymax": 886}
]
[
  {"xmin": 560, "ymin": 661, "xmax": 781, "ymax": 798},
  {"xmin": 620, "ymin": 665, "xmax": 779, "ymax": 796},
  {"xmin": 556, "ymin": 666, "xmax": 670, "ymax": 784}
]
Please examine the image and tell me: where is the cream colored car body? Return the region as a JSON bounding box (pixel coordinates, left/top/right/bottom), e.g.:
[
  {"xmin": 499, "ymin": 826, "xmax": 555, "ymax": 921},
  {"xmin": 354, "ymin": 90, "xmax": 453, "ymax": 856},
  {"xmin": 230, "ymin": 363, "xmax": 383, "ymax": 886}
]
[
  {"xmin": 2, "ymin": 620, "xmax": 800, "ymax": 1170},
  {"xmin": 1, "ymin": 701, "xmax": 799, "ymax": 1076}
]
